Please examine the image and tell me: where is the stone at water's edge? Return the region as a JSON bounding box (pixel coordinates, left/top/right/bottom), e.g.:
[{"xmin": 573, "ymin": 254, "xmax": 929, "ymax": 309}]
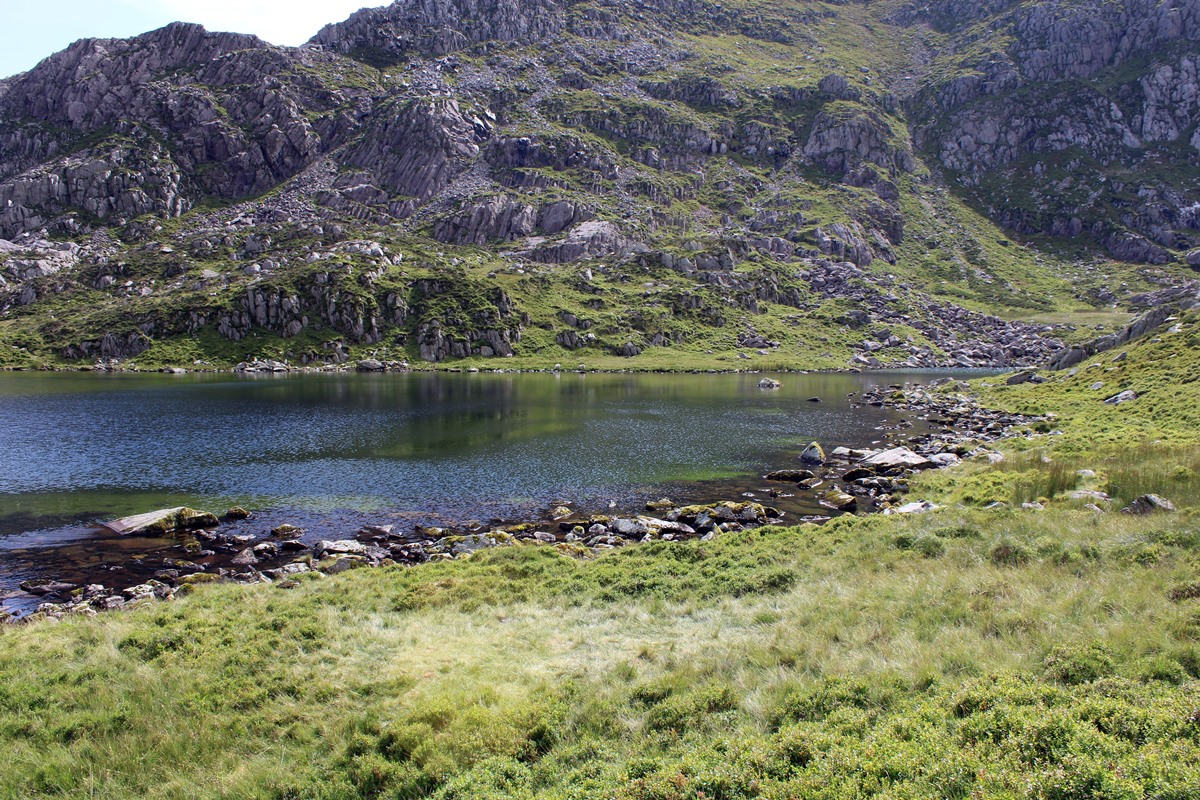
[
  {"xmin": 315, "ymin": 539, "xmax": 371, "ymax": 556},
  {"xmin": 860, "ymin": 447, "xmax": 935, "ymax": 471},
  {"xmin": 101, "ymin": 507, "xmax": 220, "ymax": 536},
  {"xmin": 819, "ymin": 489, "xmax": 857, "ymax": 512},
  {"xmin": 800, "ymin": 442, "xmax": 826, "ymax": 465},
  {"xmin": 271, "ymin": 524, "xmax": 304, "ymax": 539}
]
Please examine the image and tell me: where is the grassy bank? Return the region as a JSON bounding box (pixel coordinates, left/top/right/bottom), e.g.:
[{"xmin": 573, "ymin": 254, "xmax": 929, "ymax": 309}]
[
  {"xmin": 4, "ymin": 313, "xmax": 1200, "ymax": 799},
  {"xmin": 4, "ymin": 507, "xmax": 1200, "ymax": 799}
]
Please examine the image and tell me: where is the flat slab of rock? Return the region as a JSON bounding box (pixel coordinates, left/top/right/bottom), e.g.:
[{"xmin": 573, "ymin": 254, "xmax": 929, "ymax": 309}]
[
  {"xmin": 101, "ymin": 507, "xmax": 219, "ymax": 536},
  {"xmin": 765, "ymin": 469, "xmax": 815, "ymax": 482},
  {"xmin": 315, "ymin": 539, "xmax": 371, "ymax": 556},
  {"xmin": 860, "ymin": 447, "xmax": 935, "ymax": 471},
  {"xmin": 884, "ymin": 501, "xmax": 938, "ymax": 515},
  {"xmin": 1105, "ymin": 390, "xmax": 1138, "ymax": 405}
]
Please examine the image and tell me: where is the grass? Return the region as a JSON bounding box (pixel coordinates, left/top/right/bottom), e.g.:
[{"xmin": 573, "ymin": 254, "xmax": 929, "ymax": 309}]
[
  {"xmin": 5, "ymin": 309, "xmax": 1200, "ymax": 798},
  {"xmin": 4, "ymin": 504, "xmax": 1200, "ymax": 798}
]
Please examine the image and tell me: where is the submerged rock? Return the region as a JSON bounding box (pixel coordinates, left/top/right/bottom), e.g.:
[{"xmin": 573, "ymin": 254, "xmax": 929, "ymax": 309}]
[
  {"xmin": 765, "ymin": 469, "xmax": 815, "ymax": 482},
  {"xmin": 19, "ymin": 580, "xmax": 78, "ymax": 596}
]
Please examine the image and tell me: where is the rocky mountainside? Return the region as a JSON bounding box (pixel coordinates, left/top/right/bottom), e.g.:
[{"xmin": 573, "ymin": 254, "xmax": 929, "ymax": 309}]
[{"xmin": 0, "ymin": 0, "xmax": 1197, "ymax": 370}]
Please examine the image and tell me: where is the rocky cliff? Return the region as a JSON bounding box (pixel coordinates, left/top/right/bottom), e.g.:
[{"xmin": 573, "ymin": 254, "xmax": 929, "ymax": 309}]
[
  {"xmin": 909, "ymin": 0, "xmax": 1200, "ymax": 263},
  {"xmin": 0, "ymin": 0, "xmax": 1196, "ymax": 369}
]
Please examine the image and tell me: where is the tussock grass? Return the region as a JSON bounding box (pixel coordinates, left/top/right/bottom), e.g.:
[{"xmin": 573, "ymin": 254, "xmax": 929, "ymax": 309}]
[{"xmin": 3, "ymin": 509, "xmax": 1200, "ymax": 798}]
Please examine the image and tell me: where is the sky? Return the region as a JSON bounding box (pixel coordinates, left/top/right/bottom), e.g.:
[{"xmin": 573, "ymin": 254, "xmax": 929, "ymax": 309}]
[{"xmin": 0, "ymin": 0, "xmax": 382, "ymax": 78}]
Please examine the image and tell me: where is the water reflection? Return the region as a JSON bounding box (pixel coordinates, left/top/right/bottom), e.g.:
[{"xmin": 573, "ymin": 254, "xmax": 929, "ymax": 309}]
[{"xmin": 0, "ymin": 369, "xmax": 966, "ymax": 610}]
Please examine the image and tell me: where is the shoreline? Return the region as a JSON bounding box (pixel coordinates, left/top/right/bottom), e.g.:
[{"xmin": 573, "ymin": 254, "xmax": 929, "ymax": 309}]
[
  {"xmin": 3, "ymin": 378, "xmax": 1043, "ymax": 624},
  {"xmin": 0, "ymin": 362, "xmax": 1011, "ymax": 376}
]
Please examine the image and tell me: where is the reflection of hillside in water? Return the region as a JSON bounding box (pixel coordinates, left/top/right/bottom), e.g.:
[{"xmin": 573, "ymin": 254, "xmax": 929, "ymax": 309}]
[{"xmin": 0, "ymin": 369, "xmax": 965, "ymax": 615}]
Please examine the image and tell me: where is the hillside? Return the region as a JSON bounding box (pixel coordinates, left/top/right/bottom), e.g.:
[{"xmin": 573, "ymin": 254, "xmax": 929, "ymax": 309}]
[{"xmin": 0, "ymin": 0, "xmax": 1198, "ymax": 371}]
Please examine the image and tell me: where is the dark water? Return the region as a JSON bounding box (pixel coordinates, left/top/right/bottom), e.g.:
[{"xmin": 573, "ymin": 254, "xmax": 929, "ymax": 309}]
[{"xmin": 0, "ymin": 369, "xmax": 961, "ymax": 614}]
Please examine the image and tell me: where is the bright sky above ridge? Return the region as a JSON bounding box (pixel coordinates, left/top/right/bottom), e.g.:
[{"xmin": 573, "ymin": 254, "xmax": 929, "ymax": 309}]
[{"xmin": 1, "ymin": 0, "xmax": 378, "ymax": 79}]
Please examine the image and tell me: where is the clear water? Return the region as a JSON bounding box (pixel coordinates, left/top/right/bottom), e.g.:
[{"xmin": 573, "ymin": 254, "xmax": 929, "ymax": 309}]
[{"xmin": 0, "ymin": 369, "xmax": 960, "ymax": 613}]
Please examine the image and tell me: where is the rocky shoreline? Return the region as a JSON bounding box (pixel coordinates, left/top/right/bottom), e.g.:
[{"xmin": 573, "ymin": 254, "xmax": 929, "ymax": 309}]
[{"xmin": 2, "ymin": 378, "xmax": 1045, "ymax": 624}]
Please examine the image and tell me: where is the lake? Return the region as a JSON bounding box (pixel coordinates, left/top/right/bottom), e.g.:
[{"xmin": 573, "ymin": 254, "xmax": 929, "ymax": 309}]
[{"xmin": 0, "ymin": 369, "xmax": 961, "ymax": 615}]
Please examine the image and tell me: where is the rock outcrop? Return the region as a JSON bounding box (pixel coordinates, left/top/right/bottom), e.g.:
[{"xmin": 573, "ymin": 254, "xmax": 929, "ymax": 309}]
[
  {"xmin": 912, "ymin": 0, "xmax": 1200, "ymax": 256},
  {"xmin": 310, "ymin": 0, "xmax": 567, "ymax": 61}
]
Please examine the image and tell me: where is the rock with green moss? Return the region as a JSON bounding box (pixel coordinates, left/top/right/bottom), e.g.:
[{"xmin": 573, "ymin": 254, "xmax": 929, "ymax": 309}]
[
  {"xmin": 429, "ymin": 531, "xmax": 519, "ymax": 557},
  {"xmin": 101, "ymin": 507, "xmax": 220, "ymax": 536},
  {"xmin": 317, "ymin": 554, "xmax": 369, "ymax": 574},
  {"xmin": 765, "ymin": 469, "xmax": 815, "ymax": 482},
  {"xmin": 819, "ymin": 489, "xmax": 857, "ymax": 513}
]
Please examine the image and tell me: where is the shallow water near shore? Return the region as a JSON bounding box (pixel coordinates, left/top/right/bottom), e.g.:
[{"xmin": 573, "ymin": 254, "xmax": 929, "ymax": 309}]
[{"xmin": 0, "ymin": 369, "xmax": 979, "ymax": 614}]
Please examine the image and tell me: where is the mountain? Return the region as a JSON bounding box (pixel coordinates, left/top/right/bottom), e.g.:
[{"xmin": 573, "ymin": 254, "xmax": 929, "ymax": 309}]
[{"xmin": 1, "ymin": 0, "xmax": 1198, "ymax": 371}]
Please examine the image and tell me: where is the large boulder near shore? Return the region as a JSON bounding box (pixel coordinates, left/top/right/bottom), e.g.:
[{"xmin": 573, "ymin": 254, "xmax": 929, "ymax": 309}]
[
  {"xmin": 860, "ymin": 447, "xmax": 935, "ymax": 471},
  {"xmin": 430, "ymin": 531, "xmax": 519, "ymax": 557},
  {"xmin": 101, "ymin": 507, "xmax": 220, "ymax": 536},
  {"xmin": 884, "ymin": 500, "xmax": 938, "ymax": 515},
  {"xmin": 315, "ymin": 539, "xmax": 370, "ymax": 557},
  {"xmin": 800, "ymin": 442, "xmax": 827, "ymax": 465},
  {"xmin": 819, "ymin": 489, "xmax": 858, "ymax": 512},
  {"xmin": 610, "ymin": 518, "xmax": 650, "ymax": 538}
]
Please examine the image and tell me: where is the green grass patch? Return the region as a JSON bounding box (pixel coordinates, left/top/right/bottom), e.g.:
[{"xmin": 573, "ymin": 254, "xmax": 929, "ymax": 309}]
[{"xmin": 4, "ymin": 506, "xmax": 1200, "ymax": 797}]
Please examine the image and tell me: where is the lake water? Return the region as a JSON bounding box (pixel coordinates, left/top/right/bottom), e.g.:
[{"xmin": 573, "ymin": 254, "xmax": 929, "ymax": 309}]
[{"xmin": 0, "ymin": 369, "xmax": 959, "ymax": 614}]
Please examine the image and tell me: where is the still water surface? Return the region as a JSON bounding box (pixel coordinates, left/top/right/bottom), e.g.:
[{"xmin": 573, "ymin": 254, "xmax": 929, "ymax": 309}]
[{"xmin": 0, "ymin": 369, "xmax": 959, "ymax": 613}]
